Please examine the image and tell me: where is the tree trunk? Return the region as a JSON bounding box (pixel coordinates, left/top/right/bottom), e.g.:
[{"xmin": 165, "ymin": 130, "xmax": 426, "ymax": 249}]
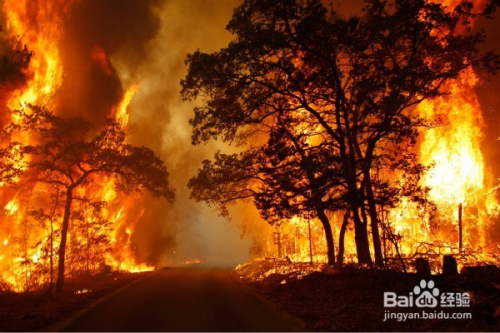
[
  {"xmin": 316, "ymin": 208, "xmax": 335, "ymax": 266},
  {"xmin": 49, "ymin": 218, "xmax": 53, "ymax": 292},
  {"xmin": 48, "ymin": 191, "xmax": 59, "ymax": 294},
  {"xmin": 56, "ymin": 187, "xmax": 73, "ymax": 292},
  {"xmin": 86, "ymin": 223, "xmax": 90, "ymax": 280},
  {"xmin": 307, "ymin": 219, "xmax": 313, "ymax": 265},
  {"xmin": 344, "ymin": 158, "xmax": 372, "ymax": 265},
  {"xmin": 22, "ymin": 218, "xmax": 29, "ymax": 290},
  {"xmin": 364, "ymin": 177, "xmax": 384, "ymax": 267},
  {"xmin": 352, "ymin": 208, "xmax": 372, "ymax": 265},
  {"xmin": 337, "ymin": 211, "xmax": 349, "ymax": 265}
]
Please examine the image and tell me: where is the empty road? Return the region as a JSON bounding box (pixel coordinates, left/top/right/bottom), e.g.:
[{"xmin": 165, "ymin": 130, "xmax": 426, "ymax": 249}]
[{"xmin": 56, "ymin": 268, "xmax": 301, "ymax": 332}]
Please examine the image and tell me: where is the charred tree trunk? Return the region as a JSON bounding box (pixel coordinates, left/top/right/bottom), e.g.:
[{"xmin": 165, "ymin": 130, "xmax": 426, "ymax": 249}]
[
  {"xmin": 364, "ymin": 177, "xmax": 384, "ymax": 267},
  {"xmin": 352, "ymin": 208, "xmax": 372, "ymax": 265},
  {"xmin": 337, "ymin": 210, "xmax": 349, "ymax": 265},
  {"xmin": 56, "ymin": 186, "xmax": 74, "ymax": 292},
  {"xmin": 48, "ymin": 190, "xmax": 60, "ymax": 293},
  {"xmin": 86, "ymin": 222, "xmax": 90, "ymax": 280},
  {"xmin": 316, "ymin": 208, "xmax": 335, "ymax": 266},
  {"xmin": 49, "ymin": 218, "xmax": 54, "ymax": 292},
  {"xmin": 280, "ymin": 126, "xmax": 336, "ymax": 266},
  {"xmin": 344, "ymin": 154, "xmax": 372, "ymax": 265},
  {"xmin": 344, "ymin": 173, "xmax": 372, "ymax": 265},
  {"xmin": 22, "ymin": 217, "xmax": 29, "ymax": 290}
]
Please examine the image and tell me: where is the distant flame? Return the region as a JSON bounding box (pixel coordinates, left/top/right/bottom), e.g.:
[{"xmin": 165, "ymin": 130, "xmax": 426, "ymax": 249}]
[
  {"xmin": 91, "ymin": 45, "xmax": 112, "ymax": 76},
  {"xmin": 182, "ymin": 259, "xmax": 201, "ymax": 265},
  {"xmin": 114, "ymin": 84, "xmax": 140, "ymax": 127},
  {"xmin": 74, "ymin": 288, "xmax": 92, "ymax": 295}
]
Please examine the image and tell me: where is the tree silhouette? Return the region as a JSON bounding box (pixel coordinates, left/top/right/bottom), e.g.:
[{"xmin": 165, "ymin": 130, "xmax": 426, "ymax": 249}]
[
  {"xmin": 3, "ymin": 106, "xmax": 174, "ymax": 291},
  {"xmin": 189, "ymin": 119, "xmax": 345, "ymax": 264},
  {"xmin": 182, "ymin": 0, "xmax": 499, "ymax": 266}
]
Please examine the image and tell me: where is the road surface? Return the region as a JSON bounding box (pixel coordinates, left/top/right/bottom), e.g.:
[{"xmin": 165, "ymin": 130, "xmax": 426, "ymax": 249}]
[{"xmin": 56, "ymin": 268, "xmax": 302, "ymax": 332}]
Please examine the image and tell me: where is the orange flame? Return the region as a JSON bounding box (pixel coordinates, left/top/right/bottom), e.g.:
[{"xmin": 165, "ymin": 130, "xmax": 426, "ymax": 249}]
[
  {"xmin": 2, "ymin": 0, "xmax": 70, "ymax": 109},
  {"xmin": 385, "ymin": 0, "xmax": 500, "ymax": 260},
  {"xmin": 0, "ymin": 1, "xmax": 152, "ymax": 292},
  {"xmin": 255, "ymin": 0, "xmax": 500, "ymax": 273},
  {"xmin": 114, "ymin": 84, "xmax": 140, "ymax": 127}
]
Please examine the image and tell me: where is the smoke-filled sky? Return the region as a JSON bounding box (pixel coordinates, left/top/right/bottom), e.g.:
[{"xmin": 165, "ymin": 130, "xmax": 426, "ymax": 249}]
[
  {"xmin": 89, "ymin": 0, "xmax": 251, "ymax": 267},
  {"xmin": 50, "ymin": 0, "xmax": 251, "ymax": 267},
  {"xmin": 1, "ymin": 0, "xmax": 499, "ymax": 267}
]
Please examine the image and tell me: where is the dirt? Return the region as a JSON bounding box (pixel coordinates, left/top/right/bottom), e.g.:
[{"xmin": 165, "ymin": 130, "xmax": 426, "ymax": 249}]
[
  {"xmin": 0, "ymin": 271, "xmax": 152, "ymax": 332},
  {"xmin": 242, "ymin": 266, "xmax": 500, "ymax": 331}
]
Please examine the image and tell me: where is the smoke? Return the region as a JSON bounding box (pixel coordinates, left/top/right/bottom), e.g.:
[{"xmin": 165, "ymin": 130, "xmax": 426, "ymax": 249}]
[
  {"xmin": 53, "ymin": 0, "xmax": 161, "ymax": 126},
  {"xmin": 47, "ymin": 0, "xmax": 256, "ymax": 267}
]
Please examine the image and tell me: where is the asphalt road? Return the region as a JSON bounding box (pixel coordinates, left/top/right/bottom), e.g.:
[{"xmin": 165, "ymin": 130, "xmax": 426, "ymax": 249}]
[{"xmin": 56, "ymin": 268, "xmax": 301, "ymax": 332}]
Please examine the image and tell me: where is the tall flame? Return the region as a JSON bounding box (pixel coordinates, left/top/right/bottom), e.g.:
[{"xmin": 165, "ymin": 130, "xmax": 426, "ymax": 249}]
[
  {"xmin": 0, "ymin": 1, "xmax": 152, "ymax": 292},
  {"xmin": 417, "ymin": 68, "xmax": 497, "ymax": 247},
  {"xmin": 255, "ymin": 0, "xmax": 500, "ymax": 271},
  {"xmin": 3, "ymin": 0, "xmax": 70, "ymax": 109},
  {"xmin": 385, "ymin": 0, "xmax": 500, "ymax": 264}
]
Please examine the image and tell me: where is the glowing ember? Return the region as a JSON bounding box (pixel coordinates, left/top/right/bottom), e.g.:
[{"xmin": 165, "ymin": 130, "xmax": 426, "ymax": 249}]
[{"xmin": 74, "ymin": 288, "xmax": 92, "ymax": 295}]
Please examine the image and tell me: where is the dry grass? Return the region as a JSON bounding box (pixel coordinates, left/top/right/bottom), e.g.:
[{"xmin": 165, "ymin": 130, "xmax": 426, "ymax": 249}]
[{"xmin": 241, "ymin": 265, "xmax": 500, "ymax": 331}]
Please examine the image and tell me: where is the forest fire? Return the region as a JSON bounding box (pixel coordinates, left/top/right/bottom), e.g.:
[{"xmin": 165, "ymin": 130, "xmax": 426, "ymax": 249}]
[
  {"xmin": 183, "ymin": 0, "xmax": 500, "ymax": 279},
  {"xmin": 372, "ymin": 0, "xmax": 500, "ymax": 268},
  {"xmin": 255, "ymin": 1, "xmax": 500, "ymax": 274},
  {"xmin": 387, "ymin": 67, "xmax": 500, "ymax": 264},
  {"xmin": 0, "ymin": 1, "xmax": 163, "ymax": 292},
  {"xmin": 1, "ymin": 1, "xmax": 500, "ymax": 332},
  {"xmin": 0, "ymin": 0, "xmax": 499, "ymax": 298}
]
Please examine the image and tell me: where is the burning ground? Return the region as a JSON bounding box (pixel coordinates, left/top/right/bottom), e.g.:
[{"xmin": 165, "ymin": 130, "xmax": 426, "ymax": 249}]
[{"xmin": 238, "ymin": 263, "xmax": 500, "ymax": 331}]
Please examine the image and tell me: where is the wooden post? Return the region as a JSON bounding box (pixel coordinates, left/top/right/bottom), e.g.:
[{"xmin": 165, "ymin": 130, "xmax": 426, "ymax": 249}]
[
  {"xmin": 273, "ymin": 231, "xmax": 282, "ymax": 258},
  {"xmin": 415, "ymin": 258, "xmax": 431, "ymax": 276},
  {"xmin": 458, "ymin": 203, "xmax": 463, "ymax": 253},
  {"xmin": 442, "ymin": 255, "xmax": 458, "ymax": 276}
]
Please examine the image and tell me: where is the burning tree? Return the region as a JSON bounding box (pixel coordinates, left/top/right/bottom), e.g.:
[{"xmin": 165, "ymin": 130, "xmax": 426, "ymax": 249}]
[
  {"xmin": 182, "ymin": 0, "xmax": 499, "ymax": 266},
  {"xmin": 2, "ymin": 106, "xmax": 175, "ymax": 291},
  {"xmin": 0, "ymin": 41, "xmax": 32, "ymax": 90},
  {"xmin": 189, "ymin": 113, "xmax": 345, "ymax": 265}
]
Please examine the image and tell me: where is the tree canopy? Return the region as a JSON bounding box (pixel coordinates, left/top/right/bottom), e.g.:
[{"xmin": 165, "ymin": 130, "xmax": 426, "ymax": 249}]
[
  {"xmin": 2, "ymin": 106, "xmax": 175, "ymax": 291},
  {"xmin": 182, "ymin": 0, "xmax": 499, "ymax": 266}
]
